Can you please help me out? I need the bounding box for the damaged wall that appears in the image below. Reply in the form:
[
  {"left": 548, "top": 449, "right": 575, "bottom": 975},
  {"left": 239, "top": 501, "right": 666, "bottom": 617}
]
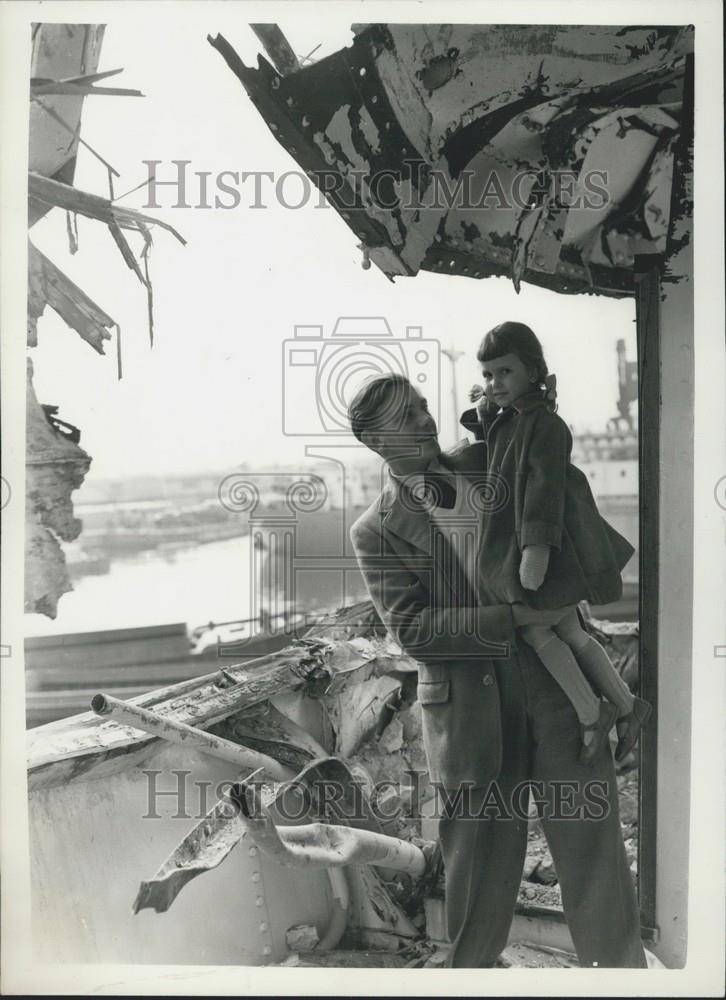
[
  {"left": 25, "top": 359, "right": 91, "bottom": 617},
  {"left": 26, "top": 24, "right": 183, "bottom": 617}
]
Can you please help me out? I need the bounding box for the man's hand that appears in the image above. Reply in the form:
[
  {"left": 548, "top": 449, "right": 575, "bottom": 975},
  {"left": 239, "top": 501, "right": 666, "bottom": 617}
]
[
  {"left": 519, "top": 544, "right": 550, "bottom": 590},
  {"left": 511, "top": 603, "right": 567, "bottom": 627}
]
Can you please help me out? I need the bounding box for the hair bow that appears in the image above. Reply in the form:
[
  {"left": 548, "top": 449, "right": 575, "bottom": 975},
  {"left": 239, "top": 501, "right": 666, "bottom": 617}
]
[{"left": 544, "top": 373, "right": 558, "bottom": 408}]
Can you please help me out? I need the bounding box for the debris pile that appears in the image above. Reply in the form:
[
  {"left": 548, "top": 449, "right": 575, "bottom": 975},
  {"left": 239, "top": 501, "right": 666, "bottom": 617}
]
[{"left": 64, "top": 599, "right": 644, "bottom": 955}]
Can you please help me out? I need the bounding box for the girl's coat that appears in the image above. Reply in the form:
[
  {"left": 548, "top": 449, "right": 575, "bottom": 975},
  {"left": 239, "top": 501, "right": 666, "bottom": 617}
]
[{"left": 461, "top": 391, "right": 634, "bottom": 610}]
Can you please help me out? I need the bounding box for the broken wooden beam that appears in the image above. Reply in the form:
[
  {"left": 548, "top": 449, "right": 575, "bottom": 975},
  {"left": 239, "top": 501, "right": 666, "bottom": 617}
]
[
  {"left": 28, "top": 172, "right": 186, "bottom": 245},
  {"left": 250, "top": 24, "right": 301, "bottom": 76}
]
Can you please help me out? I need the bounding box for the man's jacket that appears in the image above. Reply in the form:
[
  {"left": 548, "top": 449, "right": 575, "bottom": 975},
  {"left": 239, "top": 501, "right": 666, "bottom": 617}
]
[{"left": 350, "top": 441, "right": 518, "bottom": 790}]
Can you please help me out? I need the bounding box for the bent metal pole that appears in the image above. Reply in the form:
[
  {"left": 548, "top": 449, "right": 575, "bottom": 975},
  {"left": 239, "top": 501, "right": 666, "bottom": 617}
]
[
  {"left": 230, "top": 781, "right": 429, "bottom": 878},
  {"left": 91, "top": 693, "right": 291, "bottom": 781}
]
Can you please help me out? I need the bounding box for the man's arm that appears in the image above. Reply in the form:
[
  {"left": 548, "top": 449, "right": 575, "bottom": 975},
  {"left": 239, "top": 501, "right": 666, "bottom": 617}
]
[{"left": 351, "top": 518, "right": 515, "bottom": 661}]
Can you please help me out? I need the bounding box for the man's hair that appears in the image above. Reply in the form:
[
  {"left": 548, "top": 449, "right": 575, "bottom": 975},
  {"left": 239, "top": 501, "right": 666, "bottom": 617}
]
[{"left": 348, "top": 372, "right": 413, "bottom": 443}]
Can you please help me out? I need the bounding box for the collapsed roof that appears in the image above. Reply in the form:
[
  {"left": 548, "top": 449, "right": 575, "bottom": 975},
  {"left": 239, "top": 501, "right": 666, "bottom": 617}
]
[{"left": 211, "top": 24, "right": 693, "bottom": 297}]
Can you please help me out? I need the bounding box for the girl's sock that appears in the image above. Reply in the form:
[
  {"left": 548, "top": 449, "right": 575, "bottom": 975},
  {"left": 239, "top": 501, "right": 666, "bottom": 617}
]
[
  {"left": 554, "top": 610, "right": 635, "bottom": 718},
  {"left": 519, "top": 625, "right": 600, "bottom": 728}
]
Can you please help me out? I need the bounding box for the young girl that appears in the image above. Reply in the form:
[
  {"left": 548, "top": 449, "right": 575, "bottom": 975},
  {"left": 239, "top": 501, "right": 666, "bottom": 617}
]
[{"left": 460, "top": 321, "right": 651, "bottom": 765}]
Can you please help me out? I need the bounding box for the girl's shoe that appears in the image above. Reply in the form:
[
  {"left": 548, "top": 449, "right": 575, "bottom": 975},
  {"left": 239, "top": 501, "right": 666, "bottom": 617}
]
[
  {"left": 579, "top": 701, "right": 619, "bottom": 766},
  {"left": 615, "top": 697, "right": 653, "bottom": 763}
]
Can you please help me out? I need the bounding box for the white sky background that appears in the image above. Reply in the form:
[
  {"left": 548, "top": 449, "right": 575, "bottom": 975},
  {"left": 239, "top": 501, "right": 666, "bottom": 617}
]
[{"left": 29, "top": 16, "right": 636, "bottom": 483}]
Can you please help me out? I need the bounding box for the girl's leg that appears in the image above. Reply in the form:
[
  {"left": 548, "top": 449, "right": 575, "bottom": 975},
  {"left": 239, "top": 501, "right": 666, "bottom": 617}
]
[
  {"left": 519, "top": 625, "right": 600, "bottom": 728},
  {"left": 553, "top": 608, "right": 635, "bottom": 718}
]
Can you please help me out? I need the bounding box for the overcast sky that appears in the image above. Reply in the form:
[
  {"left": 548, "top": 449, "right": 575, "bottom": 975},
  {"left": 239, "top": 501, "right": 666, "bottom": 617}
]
[{"left": 29, "top": 14, "right": 636, "bottom": 486}]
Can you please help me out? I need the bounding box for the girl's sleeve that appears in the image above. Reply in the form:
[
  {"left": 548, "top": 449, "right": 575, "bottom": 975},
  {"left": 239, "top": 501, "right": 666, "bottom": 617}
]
[
  {"left": 521, "top": 412, "right": 571, "bottom": 550},
  {"left": 460, "top": 405, "right": 498, "bottom": 443},
  {"left": 460, "top": 406, "right": 485, "bottom": 440}
]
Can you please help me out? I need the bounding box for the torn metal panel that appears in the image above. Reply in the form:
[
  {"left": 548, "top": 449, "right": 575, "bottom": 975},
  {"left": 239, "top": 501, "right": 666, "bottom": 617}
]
[
  {"left": 328, "top": 673, "right": 402, "bottom": 757},
  {"left": 209, "top": 700, "right": 327, "bottom": 772},
  {"left": 212, "top": 23, "right": 692, "bottom": 298}
]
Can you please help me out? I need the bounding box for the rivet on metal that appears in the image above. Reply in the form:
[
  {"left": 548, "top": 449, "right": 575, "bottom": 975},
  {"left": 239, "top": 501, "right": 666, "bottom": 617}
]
[
  {"left": 262, "top": 945, "right": 272, "bottom": 956},
  {"left": 249, "top": 846, "right": 258, "bottom": 856},
  {"left": 255, "top": 896, "right": 265, "bottom": 907},
  {"left": 259, "top": 921, "right": 269, "bottom": 932},
  {"left": 272, "top": 77, "right": 280, "bottom": 89},
  {"left": 251, "top": 871, "right": 261, "bottom": 883}
]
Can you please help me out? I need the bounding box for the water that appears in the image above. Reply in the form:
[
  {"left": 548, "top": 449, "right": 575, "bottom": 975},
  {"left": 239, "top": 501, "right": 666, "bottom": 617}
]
[{"left": 24, "top": 536, "right": 254, "bottom": 638}]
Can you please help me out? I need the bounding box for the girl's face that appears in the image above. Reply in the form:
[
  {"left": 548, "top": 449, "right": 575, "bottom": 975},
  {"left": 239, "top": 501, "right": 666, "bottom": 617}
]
[{"left": 480, "top": 352, "right": 535, "bottom": 408}]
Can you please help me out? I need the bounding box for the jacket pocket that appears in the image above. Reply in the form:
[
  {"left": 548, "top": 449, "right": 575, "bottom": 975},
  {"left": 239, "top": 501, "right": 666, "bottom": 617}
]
[{"left": 417, "top": 680, "right": 451, "bottom": 705}]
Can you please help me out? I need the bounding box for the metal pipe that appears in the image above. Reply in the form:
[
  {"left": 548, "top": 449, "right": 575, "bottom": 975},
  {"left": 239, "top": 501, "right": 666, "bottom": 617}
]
[
  {"left": 91, "top": 693, "right": 291, "bottom": 780},
  {"left": 230, "top": 782, "right": 428, "bottom": 877}
]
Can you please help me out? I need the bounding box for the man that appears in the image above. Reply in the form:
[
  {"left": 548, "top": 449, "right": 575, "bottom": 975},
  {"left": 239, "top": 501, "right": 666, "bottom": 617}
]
[{"left": 348, "top": 373, "right": 646, "bottom": 969}]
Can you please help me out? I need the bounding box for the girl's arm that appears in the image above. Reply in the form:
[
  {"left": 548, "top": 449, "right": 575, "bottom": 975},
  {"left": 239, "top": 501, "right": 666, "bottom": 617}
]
[
  {"left": 519, "top": 411, "right": 571, "bottom": 591},
  {"left": 521, "top": 410, "right": 571, "bottom": 550}
]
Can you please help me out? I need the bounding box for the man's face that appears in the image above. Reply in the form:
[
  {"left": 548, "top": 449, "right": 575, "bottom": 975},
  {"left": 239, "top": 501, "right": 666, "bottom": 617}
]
[
  {"left": 365, "top": 383, "right": 440, "bottom": 474},
  {"left": 480, "top": 352, "right": 533, "bottom": 408}
]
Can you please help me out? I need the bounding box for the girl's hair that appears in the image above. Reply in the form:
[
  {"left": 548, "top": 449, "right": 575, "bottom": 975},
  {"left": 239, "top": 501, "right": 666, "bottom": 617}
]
[{"left": 476, "top": 321, "right": 548, "bottom": 386}]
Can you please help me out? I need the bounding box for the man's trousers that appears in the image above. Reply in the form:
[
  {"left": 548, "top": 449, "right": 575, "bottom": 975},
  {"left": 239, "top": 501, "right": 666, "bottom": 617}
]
[{"left": 438, "top": 644, "right": 647, "bottom": 968}]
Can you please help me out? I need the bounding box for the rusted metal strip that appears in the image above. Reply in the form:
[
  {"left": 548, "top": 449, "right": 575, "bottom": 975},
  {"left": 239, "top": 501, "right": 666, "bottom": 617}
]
[{"left": 133, "top": 784, "right": 249, "bottom": 913}]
